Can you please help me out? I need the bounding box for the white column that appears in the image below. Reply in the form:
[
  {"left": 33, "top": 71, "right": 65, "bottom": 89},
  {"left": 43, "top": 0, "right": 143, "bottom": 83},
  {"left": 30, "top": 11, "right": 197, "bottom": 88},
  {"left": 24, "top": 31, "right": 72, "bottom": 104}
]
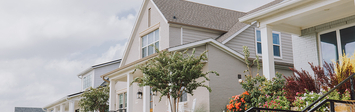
[
  {"left": 60, "top": 103, "right": 65, "bottom": 112},
  {"left": 53, "top": 107, "right": 58, "bottom": 112},
  {"left": 69, "top": 100, "right": 75, "bottom": 112},
  {"left": 127, "top": 73, "right": 134, "bottom": 112},
  {"left": 143, "top": 86, "right": 150, "bottom": 112},
  {"left": 109, "top": 79, "right": 117, "bottom": 111},
  {"left": 260, "top": 24, "right": 275, "bottom": 80},
  {"left": 47, "top": 108, "right": 51, "bottom": 112}
]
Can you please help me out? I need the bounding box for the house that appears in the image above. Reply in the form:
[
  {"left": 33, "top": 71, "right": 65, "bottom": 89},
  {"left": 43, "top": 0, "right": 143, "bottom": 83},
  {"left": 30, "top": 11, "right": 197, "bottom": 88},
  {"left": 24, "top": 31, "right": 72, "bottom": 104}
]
[
  {"left": 239, "top": 0, "right": 355, "bottom": 77},
  {"left": 14, "top": 107, "right": 45, "bottom": 112},
  {"left": 101, "top": 0, "right": 294, "bottom": 112},
  {"left": 43, "top": 59, "right": 121, "bottom": 112}
]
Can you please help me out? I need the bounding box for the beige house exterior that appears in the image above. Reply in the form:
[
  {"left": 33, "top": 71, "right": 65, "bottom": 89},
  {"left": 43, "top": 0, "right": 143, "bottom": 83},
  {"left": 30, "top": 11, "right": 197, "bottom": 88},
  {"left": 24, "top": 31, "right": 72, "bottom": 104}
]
[{"left": 102, "top": 0, "right": 295, "bottom": 112}]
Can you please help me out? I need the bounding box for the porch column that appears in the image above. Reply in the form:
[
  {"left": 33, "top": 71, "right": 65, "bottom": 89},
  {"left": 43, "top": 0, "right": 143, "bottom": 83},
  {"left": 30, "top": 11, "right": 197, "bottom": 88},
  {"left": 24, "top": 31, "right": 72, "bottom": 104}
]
[
  {"left": 260, "top": 24, "right": 275, "bottom": 79},
  {"left": 109, "top": 79, "right": 117, "bottom": 111},
  {"left": 143, "top": 86, "right": 150, "bottom": 112},
  {"left": 53, "top": 107, "right": 58, "bottom": 112},
  {"left": 127, "top": 73, "right": 134, "bottom": 112},
  {"left": 60, "top": 103, "right": 64, "bottom": 112},
  {"left": 69, "top": 100, "right": 75, "bottom": 112}
]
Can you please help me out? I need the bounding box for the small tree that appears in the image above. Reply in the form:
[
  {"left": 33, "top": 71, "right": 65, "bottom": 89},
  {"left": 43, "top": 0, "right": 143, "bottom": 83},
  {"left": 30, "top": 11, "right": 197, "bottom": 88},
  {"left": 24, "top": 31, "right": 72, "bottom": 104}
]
[
  {"left": 131, "top": 48, "right": 219, "bottom": 112},
  {"left": 79, "top": 86, "right": 109, "bottom": 112}
]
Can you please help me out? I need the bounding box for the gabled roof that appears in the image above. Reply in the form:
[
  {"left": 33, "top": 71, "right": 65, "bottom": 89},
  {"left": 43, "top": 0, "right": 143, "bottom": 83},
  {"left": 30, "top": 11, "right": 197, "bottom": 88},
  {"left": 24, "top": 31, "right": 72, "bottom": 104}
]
[
  {"left": 152, "top": 0, "right": 246, "bottom": 32},
  {"left": 15, "top": 107, "right": 45, "bottom": 112},
  {"left": 77, "top": 59, "right": 121, "bottom": 77}
]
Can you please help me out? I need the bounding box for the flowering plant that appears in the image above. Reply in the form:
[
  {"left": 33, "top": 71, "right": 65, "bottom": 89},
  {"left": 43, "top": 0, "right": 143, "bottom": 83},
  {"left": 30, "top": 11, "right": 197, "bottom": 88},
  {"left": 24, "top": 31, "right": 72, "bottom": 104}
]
[
  {"left": 259, "top": 90, "right": 290, "bottom": 110},
  {"left": 292, "top": 88, "right": 351, "bottom": 111},
  {"left": 226, "top": 91, "right": 250, "bottom": 112}
]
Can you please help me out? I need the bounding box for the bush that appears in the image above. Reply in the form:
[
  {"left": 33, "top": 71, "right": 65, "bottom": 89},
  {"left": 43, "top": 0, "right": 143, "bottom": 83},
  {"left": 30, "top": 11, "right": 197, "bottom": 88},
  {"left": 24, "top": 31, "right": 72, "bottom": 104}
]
[
  {"left": 292, "top": 89, "right": 351, "bottom": 111},
  {"left": 225, "top": 46, "right": 290, "bottom": 112}
]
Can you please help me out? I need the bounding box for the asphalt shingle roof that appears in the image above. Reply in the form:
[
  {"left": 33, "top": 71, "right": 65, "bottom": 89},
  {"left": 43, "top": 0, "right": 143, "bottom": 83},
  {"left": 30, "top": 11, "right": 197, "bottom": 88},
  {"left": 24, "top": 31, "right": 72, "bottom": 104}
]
[
  {"left": 152, "top": 0, "right": 246, "bottom": 32},
  {"left": 15, "top": 107, "right": 45, "bottom": 112}
]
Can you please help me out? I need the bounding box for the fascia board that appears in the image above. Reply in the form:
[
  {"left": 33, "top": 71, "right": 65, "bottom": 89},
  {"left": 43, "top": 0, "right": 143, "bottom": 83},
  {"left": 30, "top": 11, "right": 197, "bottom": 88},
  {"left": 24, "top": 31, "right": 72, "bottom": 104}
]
[
  {"left": 121, "top": 0, "right": 168, "bottom": 65},
  {"left": 43, "top": 97, "right": 67, "bottom": 109},
  {"left": 77, "top": 67, "right": 94, "bottom": 77},
  {"left": 121, "top": 0, "right": 148, "bottom": 65},
  {"left": 168, "top": 39, "right": 245, "bottom": 60},
  {"left": 150, "top": 0, "right": 168, "bottom": 23},
  {"left": 222, "top": 22, "right": 256, "bottom": 44},
  {"left": 239, "top": 0, "right": 303, "bottom": 24}
]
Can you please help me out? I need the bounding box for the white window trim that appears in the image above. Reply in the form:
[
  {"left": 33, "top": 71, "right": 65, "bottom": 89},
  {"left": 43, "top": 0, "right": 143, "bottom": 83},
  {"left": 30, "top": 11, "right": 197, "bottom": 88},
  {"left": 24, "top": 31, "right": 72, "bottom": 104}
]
[
  {"left": 117, "top": 92, "right": 127, "bottom": 109},
  {"left": 141, "top": 28, "right": 160, "bottom": 58},
  {"left": 317, "top": 22, "right": 355, "bottom": 65},
  {"left": 254, "top": 28, "right": 282, "bottom": 59}
]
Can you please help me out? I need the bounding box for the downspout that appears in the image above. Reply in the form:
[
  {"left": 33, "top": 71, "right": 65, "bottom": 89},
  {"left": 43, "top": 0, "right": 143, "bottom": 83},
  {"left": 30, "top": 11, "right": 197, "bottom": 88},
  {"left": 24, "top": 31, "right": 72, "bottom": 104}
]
[
  {"left": 42, "top": 108, "right": 47, "bottom": 112},
  {"left": 102, "top": 76, "right": 110, "bottom": 83}
]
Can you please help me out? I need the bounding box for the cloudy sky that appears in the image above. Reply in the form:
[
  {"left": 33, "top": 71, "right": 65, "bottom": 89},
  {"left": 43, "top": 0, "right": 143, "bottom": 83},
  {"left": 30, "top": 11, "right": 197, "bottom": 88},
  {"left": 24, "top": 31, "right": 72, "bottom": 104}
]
[{"left": 0, "top": 0, "right": 273, "bottom": 111}]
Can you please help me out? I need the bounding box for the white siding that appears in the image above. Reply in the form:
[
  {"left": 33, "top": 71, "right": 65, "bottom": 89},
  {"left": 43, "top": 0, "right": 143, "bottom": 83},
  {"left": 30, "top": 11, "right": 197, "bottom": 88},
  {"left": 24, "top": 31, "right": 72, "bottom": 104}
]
[{"left": 93, "top": 62, "right": 120, "bottom": 88}]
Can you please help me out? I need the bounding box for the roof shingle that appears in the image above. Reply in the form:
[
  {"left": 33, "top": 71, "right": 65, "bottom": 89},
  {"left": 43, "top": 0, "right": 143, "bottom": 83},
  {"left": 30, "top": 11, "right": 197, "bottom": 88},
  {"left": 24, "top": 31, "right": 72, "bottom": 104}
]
[
  {"left": 152, "top": 0, "right": 246, "bottom": 32},
  {"left": 15, "top": 107, "right": 45, "bottom": 112}
]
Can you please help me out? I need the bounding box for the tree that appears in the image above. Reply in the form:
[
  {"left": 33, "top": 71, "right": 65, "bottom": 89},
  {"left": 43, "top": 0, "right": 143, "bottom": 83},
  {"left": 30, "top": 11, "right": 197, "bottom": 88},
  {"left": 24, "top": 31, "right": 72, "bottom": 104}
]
[
  {"left": 79, "top": 86, "right": 109, "bottom": 112},
  {"left": 131, "top": 49, "right": 219, "bottom": 112}
]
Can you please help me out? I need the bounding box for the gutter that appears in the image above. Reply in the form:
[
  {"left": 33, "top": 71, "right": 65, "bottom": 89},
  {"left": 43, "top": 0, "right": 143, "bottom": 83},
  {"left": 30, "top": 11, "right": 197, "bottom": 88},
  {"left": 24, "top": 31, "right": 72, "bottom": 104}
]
[{"left": 239, "top": 0, "right": 303, "bottom": 24}]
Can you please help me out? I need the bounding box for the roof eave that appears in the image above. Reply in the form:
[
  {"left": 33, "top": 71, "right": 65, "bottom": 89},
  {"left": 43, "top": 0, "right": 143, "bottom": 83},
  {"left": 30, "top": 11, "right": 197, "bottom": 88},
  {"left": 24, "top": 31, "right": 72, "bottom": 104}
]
[{"left": 239, "top": 0, "right": 303, "bottom": 24}]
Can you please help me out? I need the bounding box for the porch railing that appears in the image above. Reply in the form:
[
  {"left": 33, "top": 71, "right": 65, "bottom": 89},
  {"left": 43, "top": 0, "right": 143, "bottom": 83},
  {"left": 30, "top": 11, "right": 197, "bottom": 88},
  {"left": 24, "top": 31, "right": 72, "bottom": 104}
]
[{"left": 245, "top": 73, "right": 355, "bottom": 112}]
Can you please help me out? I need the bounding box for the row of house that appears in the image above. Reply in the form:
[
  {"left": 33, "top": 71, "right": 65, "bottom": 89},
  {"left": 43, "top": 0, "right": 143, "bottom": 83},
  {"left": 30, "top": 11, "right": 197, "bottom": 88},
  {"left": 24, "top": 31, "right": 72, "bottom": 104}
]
[{"left": 43, "top": 0, "right": 355, "bottom": 112}]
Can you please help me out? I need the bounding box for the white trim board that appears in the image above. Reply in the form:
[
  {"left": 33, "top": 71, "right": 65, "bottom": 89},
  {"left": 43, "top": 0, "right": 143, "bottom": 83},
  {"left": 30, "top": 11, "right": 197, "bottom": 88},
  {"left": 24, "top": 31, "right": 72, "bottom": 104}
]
[
  {"left": 222, "top": 22, "right": 256, "bottom": 44},
  {"left": 168, "top": 39, "right": 245, "bottom": 61},
  {"left": 121, "top": 0, "right": 168, "bottom": 65}
]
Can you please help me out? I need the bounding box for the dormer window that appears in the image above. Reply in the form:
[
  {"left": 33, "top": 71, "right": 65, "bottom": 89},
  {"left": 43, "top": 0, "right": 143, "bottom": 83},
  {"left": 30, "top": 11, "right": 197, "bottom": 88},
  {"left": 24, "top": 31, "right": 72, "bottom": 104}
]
[
  {"left": 142, "top": 29, "right": 159, "bottom": 58},
  {"left": 83, "top": 74, "right": 92, "bottom": 90}
]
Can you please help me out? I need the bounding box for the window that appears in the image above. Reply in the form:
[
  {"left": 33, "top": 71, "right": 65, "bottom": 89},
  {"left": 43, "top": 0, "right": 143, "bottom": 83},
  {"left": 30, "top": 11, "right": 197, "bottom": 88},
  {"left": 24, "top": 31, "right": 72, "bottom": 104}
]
[
  {"left": 256, "top": 29, "right": 281, "bottom": 57},
  {"left": 83, "top": 74, "right": 92, "bottom": 89},
  {"left": 180, "top": 87, "right": 187, "bottom": 102},
  {"left": 119, "top": 92, "right": 127, "bottom": 109},
  {"left": 142, "top": 29, "right": 159, "bottom": 58},
  {"left": 319, "top": 25, "right": 355, "bottom": 64}
]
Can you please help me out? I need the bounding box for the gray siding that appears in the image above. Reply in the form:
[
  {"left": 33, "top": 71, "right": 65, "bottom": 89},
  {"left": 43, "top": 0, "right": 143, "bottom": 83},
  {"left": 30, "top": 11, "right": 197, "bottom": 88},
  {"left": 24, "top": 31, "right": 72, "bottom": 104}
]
[
  {"left": 169, "top": 26, "right": 182, "bottom": 47},
  {"left": 225, "top": 24, "right": 257, "bottom": 57},
  {"left": 225, "top": 24, "right": 293, "bottom": 64},
  {"left": 278, "top": 32, "right": 293, "bottom": 64},
  {"left": 207, "top": 44, "right": 293, "bottom": 112},
  {"left": 182, "top": 28, "right": 221, "bottom": 44}
]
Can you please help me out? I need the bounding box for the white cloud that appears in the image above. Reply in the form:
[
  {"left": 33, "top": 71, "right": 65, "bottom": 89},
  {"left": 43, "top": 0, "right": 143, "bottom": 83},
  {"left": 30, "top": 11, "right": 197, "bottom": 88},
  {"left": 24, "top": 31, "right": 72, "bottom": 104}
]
[
  {"left": 0, "top": 0, "right": 275, "bottom": 111},
  {"left": 0, "top": 0, "right": 140, "bottom": 111}
]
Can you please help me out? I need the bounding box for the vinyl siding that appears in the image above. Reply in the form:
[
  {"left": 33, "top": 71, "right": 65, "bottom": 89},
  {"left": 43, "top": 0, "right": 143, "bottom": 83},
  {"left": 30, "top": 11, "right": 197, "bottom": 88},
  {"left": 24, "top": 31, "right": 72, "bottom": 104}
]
[
  {"left": 225, "top": 24, "right": 293, "bottom": 64},
  {"left": 169, "top": 26, "right": 181, "bottom": 47},
  {"left": 93, "top": 62, "right": 120, "bottom": 88},
  {"left": 207, "top": 44, "right": 293, "bottom": 112},
  {"left": 225, "top": 24, "right": 257, "bottom": 57},
  {"left": 182, "top": 28, "right": 221, "bottom": 44}
]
